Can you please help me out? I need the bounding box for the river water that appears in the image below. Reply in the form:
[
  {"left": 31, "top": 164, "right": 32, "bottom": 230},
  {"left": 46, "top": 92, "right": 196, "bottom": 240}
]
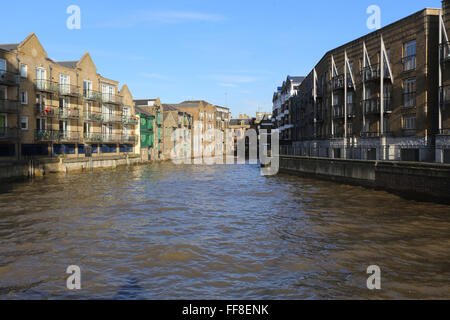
[{"left": 0, "top": 162, "right": 449, "bottom": 299}]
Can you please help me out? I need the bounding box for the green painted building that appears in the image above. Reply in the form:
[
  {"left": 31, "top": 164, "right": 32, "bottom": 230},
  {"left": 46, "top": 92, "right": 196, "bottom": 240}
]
[{"left": 136, "top": 107, "right": 155, "bottom": 150}]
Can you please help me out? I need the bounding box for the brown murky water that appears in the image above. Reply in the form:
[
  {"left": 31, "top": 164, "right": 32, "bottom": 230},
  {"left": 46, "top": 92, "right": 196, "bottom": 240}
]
[{"left": 0, "top": 162, "right": 449, "bottom": 299}]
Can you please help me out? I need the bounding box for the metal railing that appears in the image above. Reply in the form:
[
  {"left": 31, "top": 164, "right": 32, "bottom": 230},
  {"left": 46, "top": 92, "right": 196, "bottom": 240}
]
[
  {"left": 35, "top": 130, "right": 81, "bottom": 142},
  {"left": 84, "top": 112, "right": 103, "bottom": 122},
  {"left": 101, "top": 93, "right": 123, "bottom": 105},
  {"left": 102, "top": 114, "right": 123, "bottom": 123},
  {"left": 332, "top": 75, "right": 345, "bottom": 91},
  {"left": 362, "top": 98, "right": 392, "bottom": 114},
  {"left": 36, "top": 105, "right": 58, "bottom": 117},
  {"left": 59, "top": 83, "right": 80, "bottom": 97},
  {"left": 122, "top": 116, "right": 138, "bottom": 125},
  {"left": 402, "top": 55, "right": 416, "bottom": 72},
  {"left": 58, "top": 108, "right": 80, "bottom": 119},
  {"left": 84, "top": 133, "right": 103, "bottom": 143},
  {"left": 361, "top": 131, "right": 380, "bottom": 138},
  {"left": 0, "top": 70, "right": 20, "bottom": 86},
  {"left": 35, "top": 80, "right": 60, "bottom": 93},
  {"left": 0, "top": 127, "right": 21, "bottom": 140},
  {"left": 332, "top": 105, "right": 344, "bottom": 119},
  {"left": 83, "top": 90, "right": 101, "bottom": 101},
  {"left": 361, "top": 64, "right": 391, "bottom": 82},
  {"left": 403, "top": 92, "right": 416, "bottom": 108},
  {"left": 0, "top": 99, "right": 19, "bottom": 113}
]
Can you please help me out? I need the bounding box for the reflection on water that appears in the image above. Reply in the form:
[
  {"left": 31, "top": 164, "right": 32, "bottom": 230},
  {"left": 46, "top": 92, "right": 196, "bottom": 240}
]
[{"left": 0, "top": 162, "right": 449, "bottom": 299}]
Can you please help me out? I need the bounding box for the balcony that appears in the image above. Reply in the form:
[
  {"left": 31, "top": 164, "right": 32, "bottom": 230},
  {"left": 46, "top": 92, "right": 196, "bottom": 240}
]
[
  {"left": 362, "top": 98, "right": 393, "bottom": 115},
  {"left": 84, "top": 132, "right": 103, "bottom": 143},
  {"left": 101, "top": 93, "right": 123, "bottom": 105},
  {"left": 402, "top": 55, "right": 416, "bottom": 72},
  {"left": 440, "top": 41, "right": 450, "bottom": 63},
  {"left": 59, "top": 83, "right": 80, "bottom": 97},
  {"left": 332, "top": 74, "right": 353, "bottom": 91},
  {"left": 331, "top": 132, "right": 344, "bottom": 139},
  {"left": 361, "top": 64, "right": 391, "bottom": 82},
  {"left": 102, "top": 114, "right": 123, "bottom": 123},
  {"left": 36, "top": 105, "right": 58, "bottom": 118},
  {"left": 0, "top": 127, "right": 20, "bottom": 140},
  {"left": 35, "top": 130, "right": 81, "bottom": 142},
  {"left": 84, "top": 112, "right": 103, "bottom": 122},
  {"left": 0, "top": 100, "right": 19, "bottom": 113},
  {"left": 403, "top": 93, "right": 416, "bottom": 109},
  {"left": 58, "top": 108, "right": 80, "bottom": 120},
  {"left": 122, "top": 116, "right": 138, "bottom": 126},
  {"left": 35, "top": 80, "right": 59, "bottom": 94},
  {"left": 0, "top": 71, "right": 20, "bottom": 86},
  {"left": 83, "top": 90, "right": 101, "bottom": 101},
  {"left": 121, "top": 135, "right": 137, "bottom": 143},
  {"left": 332, "top": 105, "right": 344, "bottom": 119}
]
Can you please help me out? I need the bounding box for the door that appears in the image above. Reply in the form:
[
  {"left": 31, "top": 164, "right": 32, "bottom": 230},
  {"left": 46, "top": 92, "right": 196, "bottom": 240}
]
[
  {"left": 83, "top": 80, "right": 92, "bottom": 98},
  {"left": 60, "top": 74, "right": 70, "bottom": 95},
  {"left": 36, "top": 68, "right": 47, "bottom": 90},
  {"left": 102, "top": 104, "right": 113, "bottom": 122},
  {"left": 59, "top": 120, "right": 69, "bottom": 139}
]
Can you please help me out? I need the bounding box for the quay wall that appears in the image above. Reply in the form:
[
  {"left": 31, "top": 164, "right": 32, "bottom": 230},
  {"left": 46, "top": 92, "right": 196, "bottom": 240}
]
[
  {"left": 280, "top": 156, "right": 450, "bottom": 204},
  {"left": 0, "top": 155, "right": 143, "bottom": 180}
]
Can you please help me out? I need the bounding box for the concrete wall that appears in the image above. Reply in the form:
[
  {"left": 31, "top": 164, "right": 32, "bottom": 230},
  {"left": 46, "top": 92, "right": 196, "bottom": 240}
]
[
  {"left": 0, "top": 154, "right": 142, "bottom": 180},
  {"left": 280, "top": 155, "right": 450, "bottom": 204}
]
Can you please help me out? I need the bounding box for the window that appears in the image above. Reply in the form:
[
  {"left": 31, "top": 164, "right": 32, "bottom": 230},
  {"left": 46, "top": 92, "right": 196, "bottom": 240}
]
[
  {"left": 403, "top": 78, "right": 416, "bottom": 108},
  {"left": 0, "top": 59, "right": 6, "bottom": 73},
  {"left": 20, "top": 64, "right": 27, "bottom": 78},
  {"left": 0, "top": 87, "right": 6, "bottom": 100},
  {"left": 20, "top": 117, "right": 28, "bottom": 130},
  {"left": 403, "top": 115, "right": 416, "bottom": 130},
  {"left": 83, "top": 80, "right": 92, "bottom": 97},
  {"left": 403, "top": 40, "right": 416, "bottom": 71},
  {"left": 60, "top": 74, "right": 70, "bottom": 94},
  {"left": 21, "top": 91, "right": 28, "bottom": 105},
  {"left": 36, "top": 118, "right": 46, "bottom": 131},
  {"left": 383, "top": 118, "right": 390, "bottom": 134}
]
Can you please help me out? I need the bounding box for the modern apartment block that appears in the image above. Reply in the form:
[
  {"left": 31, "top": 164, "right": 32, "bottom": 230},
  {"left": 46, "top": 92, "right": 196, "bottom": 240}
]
[
  {"left": 0, "top": 33, "right": 137, "bottom": 160},
  {"left": 275, "top": 7, "right": 450, "bottom": 163},
  {"left": 272, "top": 76, "right": 304, "bottom": 143},
  {"left": 439, "top": 0, "right": 450, "bottom": 163}
]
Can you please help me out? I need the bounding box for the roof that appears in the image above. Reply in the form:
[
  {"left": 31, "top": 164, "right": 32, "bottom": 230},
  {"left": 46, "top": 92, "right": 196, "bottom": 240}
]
[
  {"left": 56, "top": 61, "right": 79, "bottom": 69},
  {"left": 135, "top": 106, "right": 153, "bottom": 116},
  {"left": 288, "top": 76, "right": 305, "bottom": 83},
  {"left": 0, "top": 43, "right": 19, "bottom": 51},
  {"left": 162, "top": 104, "right": 180, "bottom": 112}
]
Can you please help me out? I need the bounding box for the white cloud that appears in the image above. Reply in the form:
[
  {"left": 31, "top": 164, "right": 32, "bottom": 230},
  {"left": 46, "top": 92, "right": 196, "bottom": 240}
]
[{"left": 218, "top": 83, "right": 237, "bottom": 88}]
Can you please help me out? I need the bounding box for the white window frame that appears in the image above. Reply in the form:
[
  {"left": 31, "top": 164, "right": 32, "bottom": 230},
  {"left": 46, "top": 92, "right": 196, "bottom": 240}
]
[
  {"left": 20, "top": 116, "right": 29, "bottom": 131},
  {"left": 20, "top": 64, "right": 28, "bottom": 78},
  {"left": 37, "top": 118, "right": 47, "bottom": 131},
  {"left": 403, "top": 115, "right": 416, "bottom": 130},
  {"left": 0, "top": 59, "right": 6, "bottom": 73}
]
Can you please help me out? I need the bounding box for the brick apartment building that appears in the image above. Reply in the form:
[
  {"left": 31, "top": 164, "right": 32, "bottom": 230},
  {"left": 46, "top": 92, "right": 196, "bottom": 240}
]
[
  {"left": 0, "top": 33, "right": 138, "bottom": 160},
  {"left": 274, "top": 4, "right": 450, "bottom": 163}
]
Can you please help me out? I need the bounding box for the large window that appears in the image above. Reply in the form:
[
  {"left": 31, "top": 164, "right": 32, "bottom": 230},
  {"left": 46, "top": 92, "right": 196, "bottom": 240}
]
[
  {"left": 20, "top": 64, "right": 27, "bottom": 78},
  {"left": 0, "top": 59, "right": 6, "bottom": 73},
  {"left": 403, "top": 78, "right": 416, "bottom": 108},
  {"left": 403, "top": 40, "right": 416, "bottom": 72}
]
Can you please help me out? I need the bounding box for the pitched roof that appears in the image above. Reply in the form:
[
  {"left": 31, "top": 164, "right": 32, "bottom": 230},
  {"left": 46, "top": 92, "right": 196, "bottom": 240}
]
[
  {"left": 0, "top": 43, "right": 19, "bottom": 51},
  {"left": 288, "top": 76, "right": 305, "bottom": 83},
  {"left": 162, "top": 104, "right": 180, "bottom": 112},
  {"left": 56, "top": 61, "right": 79, "bottom": 69},
  {"left": 135, "top": 106, "right": 153, "bottom": 116}
]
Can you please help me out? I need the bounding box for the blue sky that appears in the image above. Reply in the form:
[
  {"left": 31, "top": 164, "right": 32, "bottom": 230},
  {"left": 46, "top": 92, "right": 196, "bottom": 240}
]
[{"left": 0, "top": 0, "right": 442, "bottom": 116}]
